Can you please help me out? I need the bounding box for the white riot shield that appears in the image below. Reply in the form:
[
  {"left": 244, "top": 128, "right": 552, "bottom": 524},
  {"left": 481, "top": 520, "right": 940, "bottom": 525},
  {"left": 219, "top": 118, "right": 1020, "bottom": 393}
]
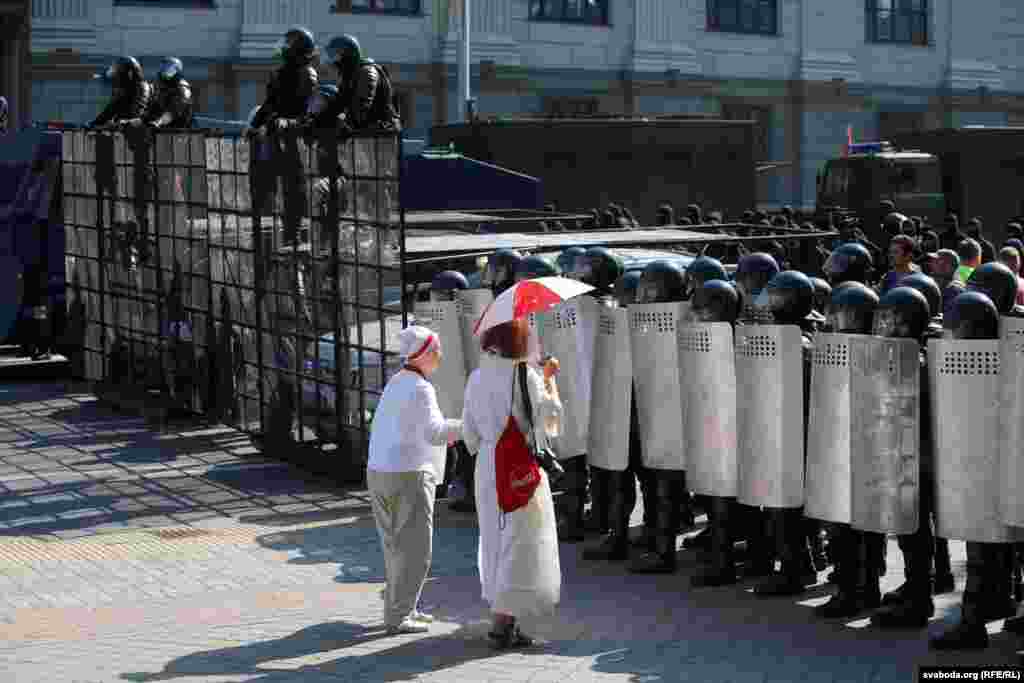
[
  {"left": 735, "top": 325, "right": 804, "bottom": 508},
  {"left": 929, "top": 339, "right": 1020, "bottom": 543},
  {"left": 679, "top": 322, "right": 737, "bottom": 497},
  {"left": 457, "top": 289, "right": 492, "bottom": 375},
  {"left": 414, "top": 301, "right": 467, "bottom": 418},
  {"left": 849, "top": 336, "right": 920, "bottom": 535},
  {"left": 630, "top": 302, "right": 686, "bottom": 470},
  {"left": 588, "top": 307, "right": 632, "bottom": 471},
  {"left": 804, "top": 333, "right": 854, "bottom": 524},
  {"left": 1000, "top": 317, "right": 1024, "bottom": 527},
  {"left": 538, "top": 296, "right": 598, "bottom": 459}
]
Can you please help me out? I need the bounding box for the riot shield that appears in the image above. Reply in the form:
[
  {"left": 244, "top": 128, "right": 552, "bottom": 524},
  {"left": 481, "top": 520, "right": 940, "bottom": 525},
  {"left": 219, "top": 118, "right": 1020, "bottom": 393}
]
[
  {"left": 457, "top": 289, "right": 492, "bottom": 374},
  {"left": 588, "top": 307, "right": 631, "bottom": 471},
  {"left": 849, "top": 336, "right": 920, "bottom": 535},
  {"left": 735, "top": 324, "right": 804, "bottom": 508},
  {"left": 679, "top": 322, "right": 737, "bottom": 497},
  {"left": 1000, "top": 317, "right": 1024, "bottom": 527},
  {"left": 804, "top": 333, "right": 854, "bottom": 524},
  {"left": 538, "top": 296, "right": 598, "bottom": 460},
  {"left": 414, "top": 300, "right": 467, "bottom": 418},
  {"left": 929, "top": 339, "right": 1020, "bottom": 543},
  {"left": 630, "top": 302, "right": 685, "bottom": 470}
]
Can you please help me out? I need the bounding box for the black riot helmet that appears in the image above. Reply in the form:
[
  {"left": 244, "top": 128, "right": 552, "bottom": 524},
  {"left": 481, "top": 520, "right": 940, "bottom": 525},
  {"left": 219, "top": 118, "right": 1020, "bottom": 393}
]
[
  {"left": 810, "top": 277, "right": 832, "bottom": 315},
  {"left": 556, "top": 247, "right": 586, "bottom": 275},
  {"left": 944, "top": 291, "right": 1000, "bottom": 340},
  {"left": 873, "top": 287, "right": 931, "bottom": 339},
  {"left": 734, "top": 252, "right": 780, "bottom": 301},
  {"left": 614, "top": 270, "right": 643, "bottom": 307},
  {"left": 823, "top": 242, "right": 874, "bottom": 286},
  {"left": 966, "top": 261, "right": 1018, "bottom": 314},
  {"left": 753, "top": 270, "right": 814, "bottom": 325},
  {"left": 690, "top": 279, "right": 740, "bottom": 324},
  {"left": 900, "top": 273, "right": 942, "bottom": 321},
  {"left": 326, "top": 34, "right": 362, "bottom": 73},
  {"left": 430, "top": 270, "right": 468, "bottom": 302},
  {"left": 515, "top": 255, "right": 560, "bottom": 282},
  {"left": 482, "top": 249, "right": 522, "bottom": 294},
  {"left": 276, "top": 27, "right": 316, "bottom": 65},
  {"left": 96, "top": 57, "right": 144, "bottom": 93},
  {"left": 636, "top": 260, "right": 687, "bottom": 304},
  {"left": 575, "top": 247, "right": 624, "bottom": 293},
  {"left": 682, "top": 256, "right": 728, "bottom": 299},
  {"left": 827, "top": 282, "right": 879, "bottom": 334},
  {"left": 157, "top": 57, "right": 184, "bottom": 83}
]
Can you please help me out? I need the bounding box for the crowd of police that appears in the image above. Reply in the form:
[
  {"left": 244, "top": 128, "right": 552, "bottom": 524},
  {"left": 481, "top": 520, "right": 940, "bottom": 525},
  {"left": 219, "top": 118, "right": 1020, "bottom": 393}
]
[{"left": 417, "top": 214, "right": 1024, "bottom": 657}]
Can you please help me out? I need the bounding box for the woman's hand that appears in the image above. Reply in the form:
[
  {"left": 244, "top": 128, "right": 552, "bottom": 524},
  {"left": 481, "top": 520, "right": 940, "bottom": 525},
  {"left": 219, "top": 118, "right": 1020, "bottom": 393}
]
[{"left": 542, "top": 357, "right": 559, "bottom": 379}]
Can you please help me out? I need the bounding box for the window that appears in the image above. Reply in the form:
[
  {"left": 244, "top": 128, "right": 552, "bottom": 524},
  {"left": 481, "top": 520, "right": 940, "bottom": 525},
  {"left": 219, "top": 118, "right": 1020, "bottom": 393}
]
[
  {"left": 866, "top": 0, "right": 928, "bottom": 46},
  {"left": 529, "top": 0, "right": 609, "bottom": 25},
  {"left": 707, "top": 0, "right": 777, "bottom": 36},
  {"left": 333, "top": 0, "right": 420, "bottom": 14}
]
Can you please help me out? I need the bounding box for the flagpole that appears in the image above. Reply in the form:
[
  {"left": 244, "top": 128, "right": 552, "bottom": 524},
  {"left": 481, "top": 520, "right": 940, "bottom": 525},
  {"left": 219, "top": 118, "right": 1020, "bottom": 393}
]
[{"left": 458, "top": 0, "right": 471, "bottom": 122}]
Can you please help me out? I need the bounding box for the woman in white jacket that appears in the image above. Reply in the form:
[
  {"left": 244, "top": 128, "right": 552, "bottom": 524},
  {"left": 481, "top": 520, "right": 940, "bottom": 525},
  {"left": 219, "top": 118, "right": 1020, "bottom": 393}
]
[
  {"left": 367, "top": 325, "right": 462, "bottom": 635},
  {"left": 462, "top": 318, "right": 563, "bottom": 649}
]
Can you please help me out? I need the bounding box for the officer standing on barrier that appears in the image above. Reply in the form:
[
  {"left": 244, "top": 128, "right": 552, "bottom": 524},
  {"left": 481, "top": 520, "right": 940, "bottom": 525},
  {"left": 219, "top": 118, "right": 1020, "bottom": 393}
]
[
  {"left": 747, "top": 271, "right": 817, "bottom": 595},
  {"left": 249, "top": 27, "right": 319, "bottom": 246},
  {"left": 90, "top": 57, "right": 153, "bottom": 128},
  {"left": 930, "top": 291, "right": 1019, "bottom": 650},
  {"left": 687, "top": 279, "right": 743, "bottom": 587},
  {"left": 322, "top": 35, "right": 402, "bottom": 133},
  {"left": 629, "top": 260, "right": 688, "bottom": 574},
  {"left": 555, "top": 247, "right": 619, "bottom": 543}
]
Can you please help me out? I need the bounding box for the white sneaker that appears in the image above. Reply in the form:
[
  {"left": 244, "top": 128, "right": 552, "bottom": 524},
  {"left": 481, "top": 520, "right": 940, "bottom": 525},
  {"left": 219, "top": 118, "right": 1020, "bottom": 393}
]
[
  {"left": 411, "top": 610, "right": 434, "bottom": 623},
  {"left": 387, "top": 618, "right": 429, "bottom": 634}
]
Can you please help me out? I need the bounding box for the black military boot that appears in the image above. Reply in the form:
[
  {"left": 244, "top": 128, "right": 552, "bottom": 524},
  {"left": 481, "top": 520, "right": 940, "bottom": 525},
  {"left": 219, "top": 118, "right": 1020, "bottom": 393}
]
[
  {"left": 742, "top": 506, "right": 774, "bottom": 578},
  {"left": 583, "top": 470, "right": 629, "bottom": 562},
  {"left": 557, "top": 456, "right": 587, "bottom": 543},
  {"left": 755, "top": 508, "right": 811, "bottom": 596},
  {"left": 816, "top": 525, "right": 856, "bottom": 617},
  {"left": 933, "top": 536, "right": 955, "bottom": 594},
  {"left": 630, "top": 473, "right": 679, "bottom": 574},
  {"left": 819, "top": 531, "right": 883, "bottom": 618},
  {"left": 930, "top": 599, "right": 988, "bottom": 650},
  {"left": 584, "top": 466, "right": 610, "bottom": 535},
  {"left": 981, "top": 544, "right": 1018, "bottom": 621},
  {"left": 630, "top": 466, "right": 657, "bottom": 551},
  {"left": 691, "top": 496, "right": 737, "bottom": 587}
]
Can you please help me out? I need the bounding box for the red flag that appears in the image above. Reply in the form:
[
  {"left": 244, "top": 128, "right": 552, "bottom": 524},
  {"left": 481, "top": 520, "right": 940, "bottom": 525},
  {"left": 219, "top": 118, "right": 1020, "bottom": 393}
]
[{"left": 844, "top": 125, "right": 854, "bottom": 156}]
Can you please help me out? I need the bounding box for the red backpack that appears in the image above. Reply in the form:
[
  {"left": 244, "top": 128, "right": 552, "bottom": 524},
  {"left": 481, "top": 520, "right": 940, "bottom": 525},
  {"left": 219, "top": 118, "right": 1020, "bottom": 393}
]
[{"left": 494, "top": 364, "right": 541, "bottom": 513}]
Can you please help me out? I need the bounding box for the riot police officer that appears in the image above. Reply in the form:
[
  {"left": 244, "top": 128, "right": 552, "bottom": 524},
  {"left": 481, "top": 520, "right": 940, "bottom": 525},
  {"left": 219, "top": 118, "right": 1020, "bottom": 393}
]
[
  {"left": 823, "top": 242, "right": 875, "bottom": 288},
  {"left": 563, "top": 247, "right": 622, "bottom": 542},
  {"left": 630, "top": 260, "right": 688, "bottom": 573},
  {"left": 557, "top": 247, "right": 586, "bottom": 276},
  {"left": 682, "top": 256, "right": 728, "bottom": 300},
  {"left": 482, "top": 249, "right": 523, "bottom": 297},
  {"left": 901, "top": 273, "right": 945, "bottom": 339},
  {"left": 734, "top": 252, "right": 780, "bottom": 322},
  {"left": 688, "top": 279, "right": 743, "bottom": 587},
  {"left": 966, "top": 262, "right": 1020, "bottom": 316},
  {"left": 90, "top": 57, "right": 152, "bottom": 128},
  {"left": 810, "top": 277, "right": 832, "bottom": 319},
  {"left": 323, "top": 35, "right": 402, "bottom": 133},
  {"left": 126, "top": 57, "right": 194, "bottom": 129},
  {"left": 748, "top": 270, "right": 817, "bottom": 595},
  {"left": 249, "top": 27, "right": 319, "bottom": 246},
  {"left": 930, "top": 292, "right": 1019, "bottom": 650}
]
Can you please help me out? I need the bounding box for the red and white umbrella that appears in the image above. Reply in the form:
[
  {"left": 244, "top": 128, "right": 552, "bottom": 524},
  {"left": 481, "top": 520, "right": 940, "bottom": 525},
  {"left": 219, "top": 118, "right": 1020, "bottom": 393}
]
[{"left": 473, "top": 276, "right": 595, "bottom": 336}]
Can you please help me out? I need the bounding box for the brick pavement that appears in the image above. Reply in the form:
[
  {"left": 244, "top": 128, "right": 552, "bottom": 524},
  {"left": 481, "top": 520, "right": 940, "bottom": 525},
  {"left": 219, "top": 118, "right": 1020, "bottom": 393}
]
[{"left": 0, "top": 382, "right": 1020, "bottom": 682}]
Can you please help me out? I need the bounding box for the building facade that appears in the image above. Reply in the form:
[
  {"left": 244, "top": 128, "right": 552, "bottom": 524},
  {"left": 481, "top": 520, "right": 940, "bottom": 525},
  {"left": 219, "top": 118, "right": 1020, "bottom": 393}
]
[{"left": 23, "top": 0, "right": 1024, "bottom": 210}]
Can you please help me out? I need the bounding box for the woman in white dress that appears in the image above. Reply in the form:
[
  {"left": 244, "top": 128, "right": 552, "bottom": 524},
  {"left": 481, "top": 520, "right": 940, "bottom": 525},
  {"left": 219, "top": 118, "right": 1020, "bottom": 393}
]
[{"left": 462, "top": 318, "right": 563, "bottom": 649}]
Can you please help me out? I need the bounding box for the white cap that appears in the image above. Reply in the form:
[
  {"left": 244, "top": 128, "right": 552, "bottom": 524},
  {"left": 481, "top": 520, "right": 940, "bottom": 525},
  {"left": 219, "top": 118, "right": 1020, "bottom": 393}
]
[{"left": 399, "top": 325, "right": 439, "bottom": 361}]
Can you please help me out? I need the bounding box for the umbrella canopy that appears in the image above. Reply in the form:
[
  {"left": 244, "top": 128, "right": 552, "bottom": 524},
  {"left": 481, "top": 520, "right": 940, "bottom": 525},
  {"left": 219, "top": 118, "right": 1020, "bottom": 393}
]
[{"left": 473, "top": 276, "right": 595, "bottom": 336}]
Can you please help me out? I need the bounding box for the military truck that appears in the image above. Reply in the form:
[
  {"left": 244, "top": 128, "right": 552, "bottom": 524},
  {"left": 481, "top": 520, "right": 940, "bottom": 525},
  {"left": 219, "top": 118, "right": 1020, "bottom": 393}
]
[{"left": 429, "top": 118, "right": 758, "bottom": 225}]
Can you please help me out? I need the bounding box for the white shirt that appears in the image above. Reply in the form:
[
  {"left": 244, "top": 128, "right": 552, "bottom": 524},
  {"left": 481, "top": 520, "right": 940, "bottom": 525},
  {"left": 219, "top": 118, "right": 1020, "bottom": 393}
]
[{"left": 367, "top": 369, "right": 462, "bottom": 480}]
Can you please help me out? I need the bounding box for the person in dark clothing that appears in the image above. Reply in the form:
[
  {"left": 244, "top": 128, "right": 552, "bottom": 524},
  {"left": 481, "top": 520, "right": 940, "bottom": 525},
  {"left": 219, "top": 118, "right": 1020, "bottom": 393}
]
[
  {"left": 127, "top": 57, "right": 193, "bottom": 130},
  {"left": 249, "top": 27, "right": 319, "bottom": 246},
  {"left": 322, "top": 34, "right": 401, "bottom": 133},
  {"left": 1007, "top": 222, "right": 1024, "bottom": 241},
  {"left": 965, "top": 217, "right": 997, "bottom": 264},
  {"left": 90, "top": 57, "right": 153, "bottom": 128},
  {"left": 879, "top": 235, "right": 921, "bottom": 295},
  {"left": 939, "top": 213, "right": 966, "bottom": 253},
  {"left": 686, "top": 204, "right": 703, "bottom": 225},
  {"left": 655, "top": 203, "right": 675, "bottom": 226}
]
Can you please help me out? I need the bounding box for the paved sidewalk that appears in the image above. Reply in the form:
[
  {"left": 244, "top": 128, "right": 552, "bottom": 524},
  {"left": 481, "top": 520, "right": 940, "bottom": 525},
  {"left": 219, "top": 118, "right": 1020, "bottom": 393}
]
[{"left": 0, "top": 382, "right": 1019, "bottom": 683}]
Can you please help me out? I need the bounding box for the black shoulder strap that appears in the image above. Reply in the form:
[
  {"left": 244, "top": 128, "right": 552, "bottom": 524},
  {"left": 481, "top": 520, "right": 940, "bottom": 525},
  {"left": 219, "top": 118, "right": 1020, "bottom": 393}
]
[{"left": 518, "top": 362, "right": 536, "bottom": 434}]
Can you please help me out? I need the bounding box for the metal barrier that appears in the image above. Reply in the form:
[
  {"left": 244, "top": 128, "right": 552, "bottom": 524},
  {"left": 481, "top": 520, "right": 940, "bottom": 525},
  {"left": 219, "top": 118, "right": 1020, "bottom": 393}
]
[{"left": 62, "top": 126, "right": 406, "bottom": 472}]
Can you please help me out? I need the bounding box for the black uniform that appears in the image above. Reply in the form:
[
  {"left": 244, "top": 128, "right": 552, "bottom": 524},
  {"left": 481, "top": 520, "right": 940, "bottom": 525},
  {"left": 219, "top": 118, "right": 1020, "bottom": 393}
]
[{"left": 323, "top": 35, "right": 402, "bottom": 133}]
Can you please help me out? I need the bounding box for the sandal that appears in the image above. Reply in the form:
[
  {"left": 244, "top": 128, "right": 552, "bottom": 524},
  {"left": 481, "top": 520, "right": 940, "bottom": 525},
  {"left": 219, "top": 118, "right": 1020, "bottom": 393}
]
[{"left": 487, "top": 622, "right": 534, "bottom": 650}]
